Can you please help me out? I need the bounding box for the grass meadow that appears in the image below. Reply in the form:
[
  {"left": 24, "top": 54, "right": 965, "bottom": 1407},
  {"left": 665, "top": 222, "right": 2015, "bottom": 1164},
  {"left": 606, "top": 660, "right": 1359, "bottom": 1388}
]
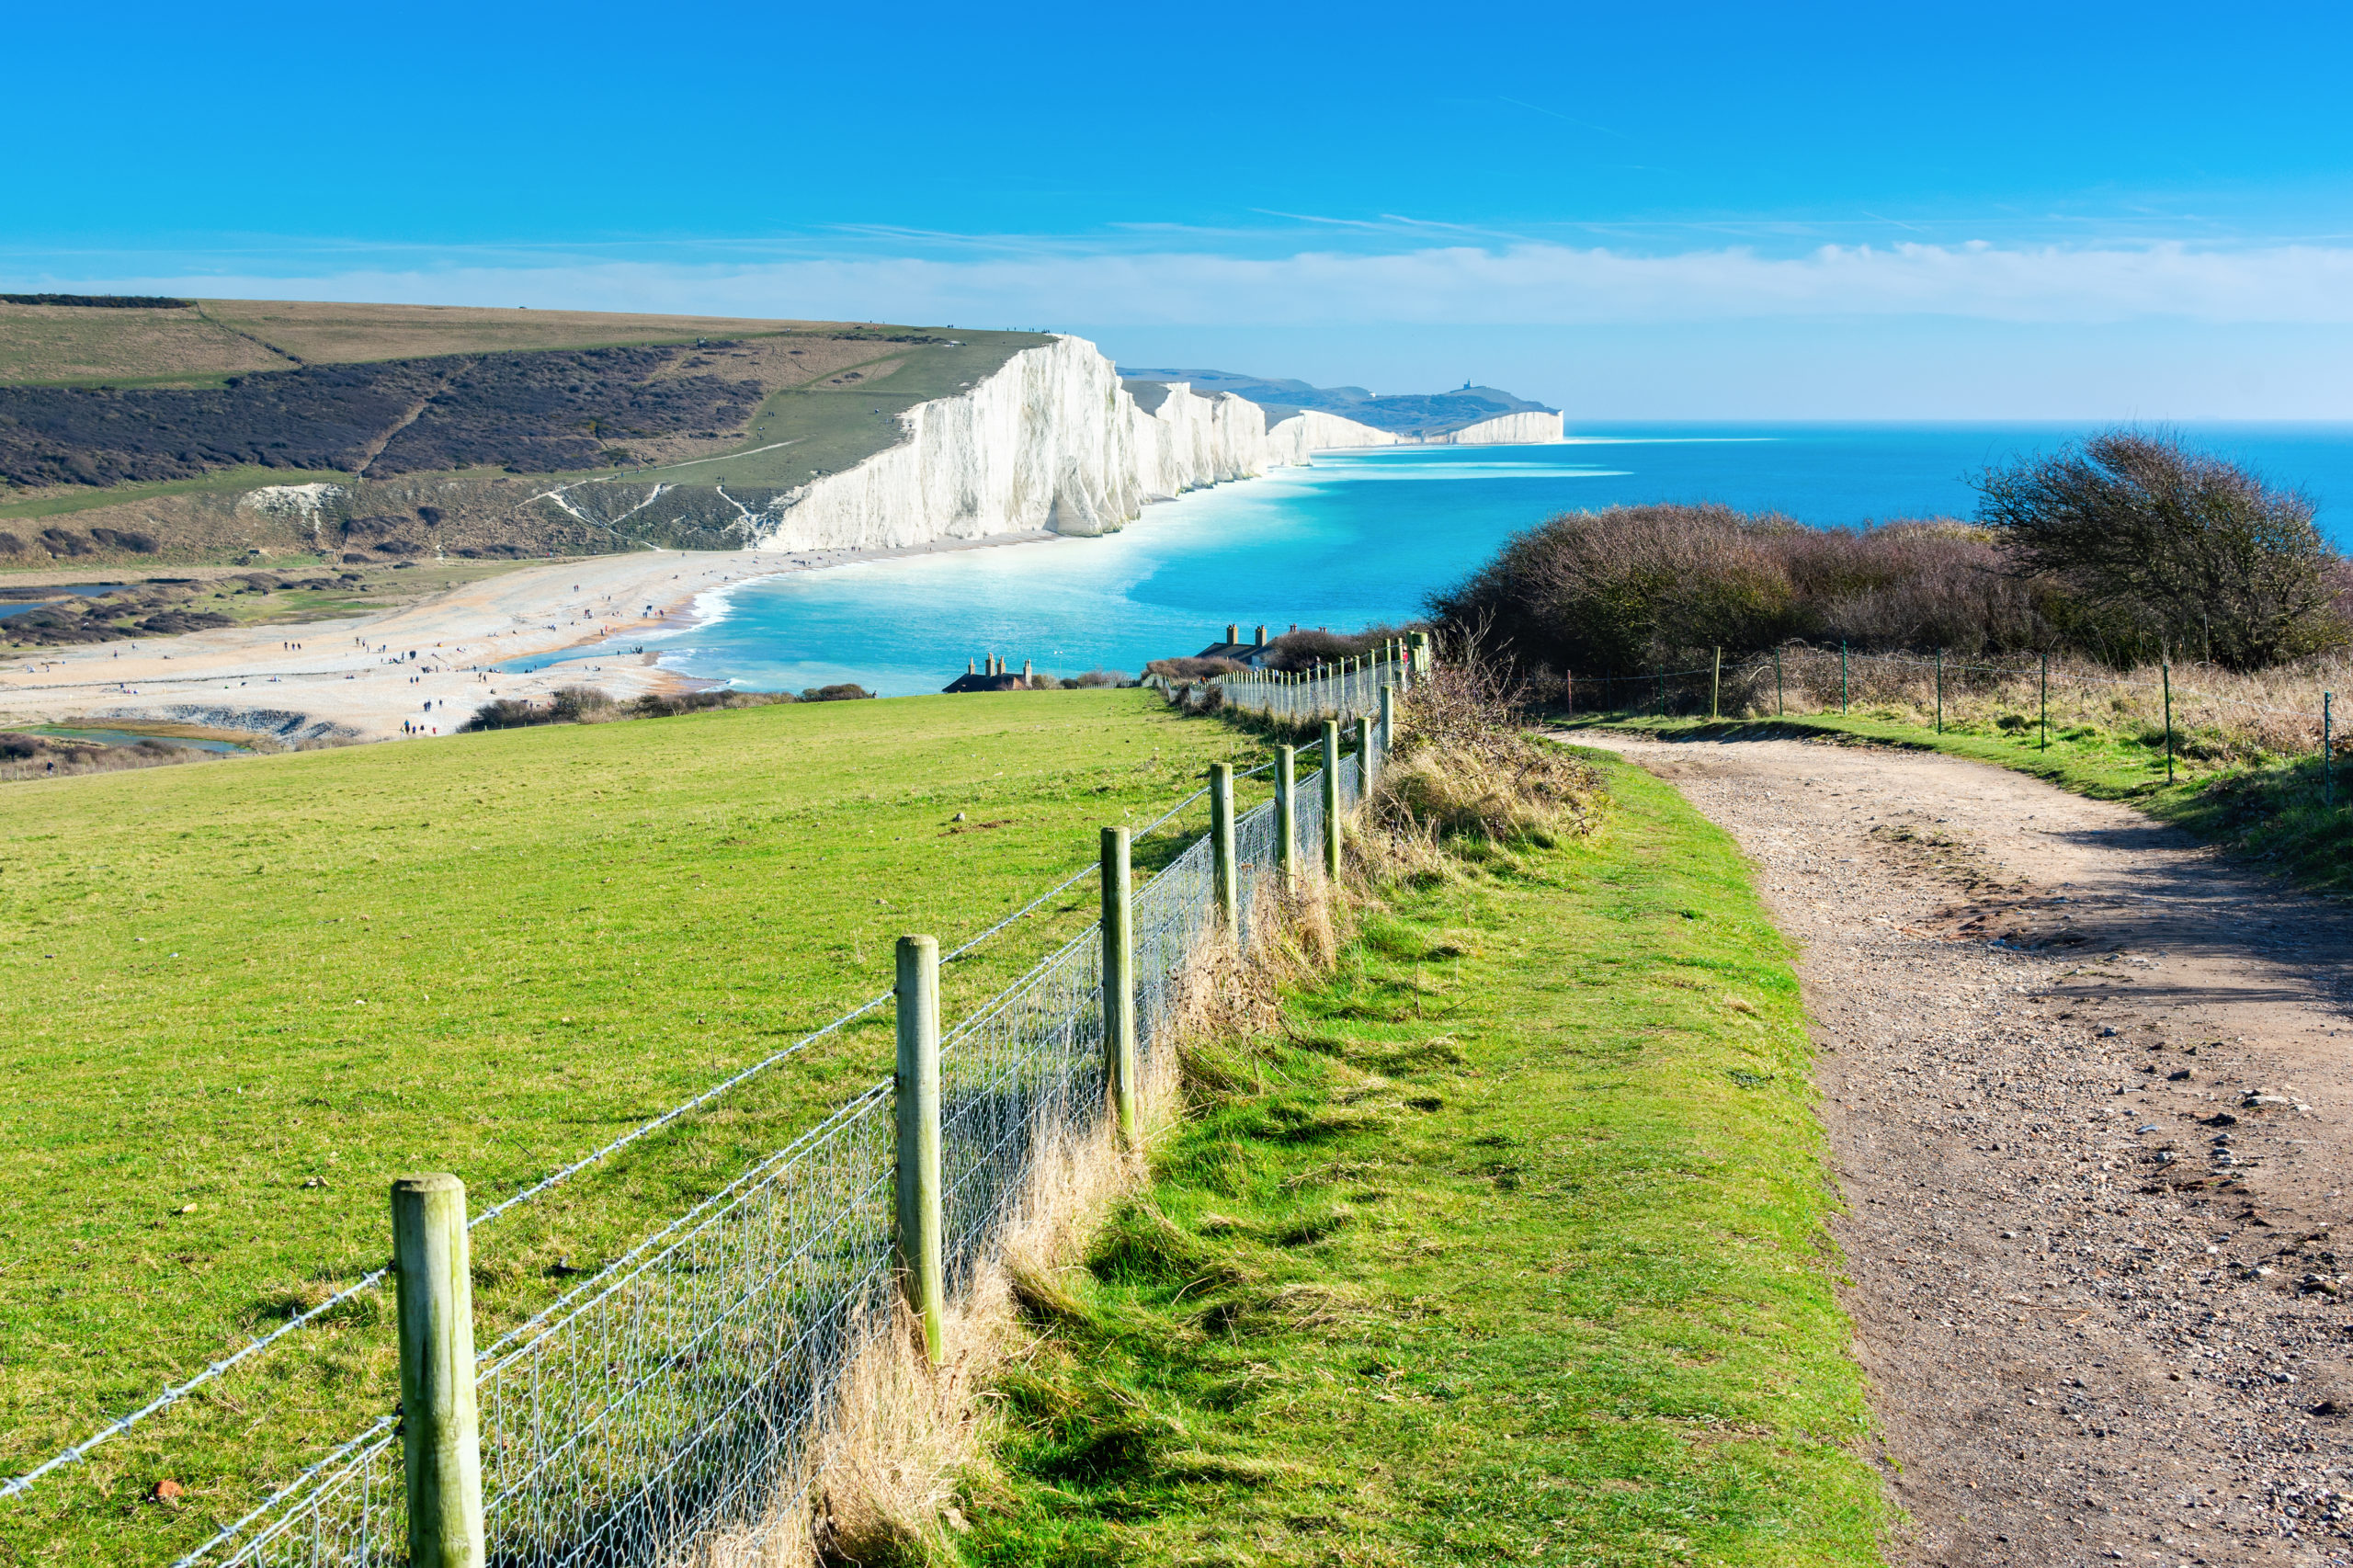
[
  {"left": 969, "top": 750, "right": 1888, "bottom": 1565},
  {"left": 0, "top": 687, "right": 1265, "bottom": 1563}
]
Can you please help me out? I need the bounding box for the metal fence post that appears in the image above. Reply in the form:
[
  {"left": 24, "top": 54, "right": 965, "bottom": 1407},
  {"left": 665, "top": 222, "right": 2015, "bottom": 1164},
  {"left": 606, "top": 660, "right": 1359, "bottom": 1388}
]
[
  {"left": 1774, "top": 646, "right": 1783, "bottom": 716},
  {"left": 1320, "top": 719, "right": 1342, "bottom": 881},
  {"left": 392, "top": 1174, "right": 484, "bottom": 1568},
  {"left": 1209, "top": 762, "right": 1237, "bottom": 937},
  {"left": 1275, "top": 744, "right": 1298, "bottom": 891},
  {"left": 2326, "top": 693, "right": 2335, "bottom": 809},
  {"left": 1935, "top": 647, "right": 1943, "bottom": 734},
  {"left": 894, "top": 935, "right": 944, "bottom": 1364},
  {"left": 1711, "top": 646, "right": 1722, "bottom": 721},
  {"left": 1840, "top": 642, "right": 1848, "bottom": 714},
  {"left": 2040, "top": 651, "right": 2049, "bottom": 750},
  {"left": 1099, "top": 828, "right": 1138, "bottom": 1144}
]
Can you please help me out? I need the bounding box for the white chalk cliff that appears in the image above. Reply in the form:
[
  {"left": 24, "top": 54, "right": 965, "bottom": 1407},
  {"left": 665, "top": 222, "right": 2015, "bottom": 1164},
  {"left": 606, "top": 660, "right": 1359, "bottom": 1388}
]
[
  {"left": 735, "top": 335, "right": 1404, "bottom": 552},
  {"left": 1427, "top": 411, "right": 1565, "bottom": 445}
]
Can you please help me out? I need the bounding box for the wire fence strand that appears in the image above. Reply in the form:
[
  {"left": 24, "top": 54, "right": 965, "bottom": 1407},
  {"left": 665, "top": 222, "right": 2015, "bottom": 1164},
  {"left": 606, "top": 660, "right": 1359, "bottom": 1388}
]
[{"left": 167, "top": 733, "right": 1380, "bottom": 1568}]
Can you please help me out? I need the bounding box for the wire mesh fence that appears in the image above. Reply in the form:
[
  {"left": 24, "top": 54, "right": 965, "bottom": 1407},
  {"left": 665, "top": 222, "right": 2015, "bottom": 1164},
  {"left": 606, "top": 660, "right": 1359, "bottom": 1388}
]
[
  {"left": 1216, "top": 640, "right": 1417, "bottom": 724},
  {"left": 178, "top": 745, "right": 1369, "bottom": 1568},
  {"left": 1571, "top": 642, "right": 2353, "bottom": 787}
]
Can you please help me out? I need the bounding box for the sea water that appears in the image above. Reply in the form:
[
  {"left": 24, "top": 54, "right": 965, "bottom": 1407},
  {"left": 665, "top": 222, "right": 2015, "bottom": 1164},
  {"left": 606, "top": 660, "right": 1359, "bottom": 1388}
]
[{"left": 558, "top": 424, "right": 2353, "bottom": 697}]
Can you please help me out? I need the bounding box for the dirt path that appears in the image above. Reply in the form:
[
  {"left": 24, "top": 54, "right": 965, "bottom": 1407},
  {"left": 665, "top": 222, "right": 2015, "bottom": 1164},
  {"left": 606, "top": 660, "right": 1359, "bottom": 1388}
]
[{"left": 1573, "top": 731, "right": 2353, "bottom": 1567}]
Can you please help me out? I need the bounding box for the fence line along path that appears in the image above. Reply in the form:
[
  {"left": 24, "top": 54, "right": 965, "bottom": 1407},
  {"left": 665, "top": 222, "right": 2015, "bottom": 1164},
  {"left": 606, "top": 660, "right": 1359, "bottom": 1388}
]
[{"left": 178, "top": 721, "right": 1387, "bottom": 1568}]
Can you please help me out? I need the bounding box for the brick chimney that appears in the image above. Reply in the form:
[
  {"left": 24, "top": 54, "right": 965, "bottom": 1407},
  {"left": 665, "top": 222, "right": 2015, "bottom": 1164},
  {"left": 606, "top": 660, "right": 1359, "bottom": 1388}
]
[
  {"left": 1255, "top": 625, "right": 1267, "bottom": 646},
  {"left": 1226, "top": 622, "right": 1239, "bottom": 644},
  {"left": 1022, "top": 659, "right": 1033, "bottom": 681}
]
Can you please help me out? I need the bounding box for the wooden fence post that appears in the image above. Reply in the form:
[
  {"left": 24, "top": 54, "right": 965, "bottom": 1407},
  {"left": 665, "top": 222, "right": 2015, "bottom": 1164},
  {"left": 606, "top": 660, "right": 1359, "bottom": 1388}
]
[
  {"left": 1210, "top": 762, "right": 1237, "bottom": 937},
  {"left": 1275, "top": 744, "right": 1298, "bottom": 891},
  {"left": 1099, "top": 828, "right": 1137, "bottom": 1144},
  {"left": 1321, "top": 719, "right": 1343, "bottom": 881},
  {"left": 2040, "top": 651, "right": 2049, "bottom": 750},
  {"left": 2162, "top": 663, "right": 2175, "bottom": 784},
  {"left": 392, "top": 1174, "right": 485, "bottom": 1568},
  {"left": 1711, "top": 647, "right": 1722, "bottom": 720},
  {"left": 894, "top": 935, "right": 944, "bottom": 1364},
  {"left": 1357, "top": 715, "right": 1377, "bottom": 798},
  {"left": 1379, "top": 683, "right": 1397, "bottom": 761},
  {"left": 1935, "top": 648, "right": 1944, "bottom": 733}
]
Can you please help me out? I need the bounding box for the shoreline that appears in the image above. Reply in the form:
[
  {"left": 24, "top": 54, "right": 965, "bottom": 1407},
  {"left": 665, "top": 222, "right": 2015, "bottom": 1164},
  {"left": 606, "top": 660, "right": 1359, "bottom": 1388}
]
[
  {"left": 0, "top": 436, "right": 1413, "bottom": 746},
  {"left": 0, "top": 529, "right": 1063, "bottom": 744}
]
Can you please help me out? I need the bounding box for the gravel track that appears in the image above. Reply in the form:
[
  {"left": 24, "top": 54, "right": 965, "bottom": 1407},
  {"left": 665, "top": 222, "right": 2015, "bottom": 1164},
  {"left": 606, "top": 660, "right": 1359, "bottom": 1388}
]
[{"left": 1574, "top": 730, "right": 2353, "bottom": 1567}]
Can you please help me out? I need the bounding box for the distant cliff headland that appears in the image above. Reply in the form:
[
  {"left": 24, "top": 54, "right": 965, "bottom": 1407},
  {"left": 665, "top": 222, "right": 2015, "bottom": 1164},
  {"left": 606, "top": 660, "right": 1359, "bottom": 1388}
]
[{"left": 0, "top": 296, "right": 1563, "bottom": 569}]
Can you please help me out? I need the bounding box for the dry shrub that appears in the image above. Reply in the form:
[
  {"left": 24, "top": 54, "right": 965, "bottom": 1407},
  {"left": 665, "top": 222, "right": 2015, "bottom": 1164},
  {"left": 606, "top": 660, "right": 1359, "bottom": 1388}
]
[
  {"left": 789, "top": 1096, "right": 1154, "bottom": 1568},
  {"left": 1375, "top": 639, "right": 1603, "bottom": 846},
  {"left": 1430, "top": 504, "right": 2055, "bottom": 676}
]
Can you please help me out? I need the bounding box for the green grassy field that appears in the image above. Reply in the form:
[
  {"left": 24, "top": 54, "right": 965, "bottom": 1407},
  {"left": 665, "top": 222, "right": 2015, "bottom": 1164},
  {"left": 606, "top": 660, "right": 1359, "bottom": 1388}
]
[
  {"left": 0, "top": 688, "right": 1267, "bottom": 1564},
  {"left": 0, "top": 300, "right": 827, "bottom": 389},
  {"left": 967, "top": 750, "right": 1890, "bottom": 1566},
  {"left": 1576, "top": 708, "right": 2353, "bottom": 896}
]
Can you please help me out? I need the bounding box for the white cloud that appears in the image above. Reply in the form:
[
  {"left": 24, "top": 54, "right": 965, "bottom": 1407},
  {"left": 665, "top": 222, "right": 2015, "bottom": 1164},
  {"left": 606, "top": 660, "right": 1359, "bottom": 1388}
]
[{"left": 40, "top": 239, "right": 2353, "bottom": 328}]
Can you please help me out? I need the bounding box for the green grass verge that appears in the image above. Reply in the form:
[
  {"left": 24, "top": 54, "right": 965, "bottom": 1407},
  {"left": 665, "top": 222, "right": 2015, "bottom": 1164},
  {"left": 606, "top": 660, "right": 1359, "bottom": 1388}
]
[
  {"left": 0, "top": 688, "right": 1264, "bottom": 1564},
  {"left": 966, "top": 749, "right": 1890, "bottom": 1566},
  {"left": 1574, "top": 709, "right": 2353, "bottom": 896}
]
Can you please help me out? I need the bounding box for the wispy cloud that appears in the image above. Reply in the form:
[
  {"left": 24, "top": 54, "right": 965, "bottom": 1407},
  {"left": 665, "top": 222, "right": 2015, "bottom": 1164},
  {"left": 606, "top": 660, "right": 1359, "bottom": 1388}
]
[{"left": 17, "top": 240, "right": 2353, "bottom": 329}]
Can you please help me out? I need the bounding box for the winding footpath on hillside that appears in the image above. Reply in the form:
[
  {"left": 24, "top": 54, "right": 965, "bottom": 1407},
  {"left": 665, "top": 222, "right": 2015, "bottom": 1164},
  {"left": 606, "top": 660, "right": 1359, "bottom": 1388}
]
[{"left": 1574, "top": 732, "right": 2353, "bottom": 1567}]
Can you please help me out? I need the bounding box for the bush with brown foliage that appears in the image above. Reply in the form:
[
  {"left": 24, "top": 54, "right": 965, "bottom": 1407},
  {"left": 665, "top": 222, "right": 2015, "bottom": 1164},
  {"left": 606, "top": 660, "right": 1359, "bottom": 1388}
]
[
  {"left": 1254, "top": 622, "right": 1419, "bottom": 673},
  {"left": 1431, "top": 432, "right": 2347, "bottom": 677},
  {"left": 1974, "top": 428, "right": 2344, "bottom": 670},
  {"left": 1142, "top": 655, "right": 1246, "bottom": 681},
  {"left": 1429, "top": 505, "right": 2057, "bottom": 678}
]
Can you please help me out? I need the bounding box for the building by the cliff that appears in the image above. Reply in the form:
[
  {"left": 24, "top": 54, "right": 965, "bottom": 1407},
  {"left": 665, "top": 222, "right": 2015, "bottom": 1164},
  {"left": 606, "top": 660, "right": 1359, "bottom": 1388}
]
[
  {"left": 1192, "top": 623, "right": 1285, "bottom": 668},
  {"left": 943, "top": 655, "right": 1044, "bottom": 693}
]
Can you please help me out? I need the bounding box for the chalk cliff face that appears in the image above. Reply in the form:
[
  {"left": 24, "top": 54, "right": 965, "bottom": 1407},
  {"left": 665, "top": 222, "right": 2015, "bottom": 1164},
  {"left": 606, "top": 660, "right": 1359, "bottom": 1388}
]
[
  {"left": 723, "top": 335, "right": 1403, "bottom": 551},
  {"left": 1429, "top": 411, "right": 1565, "bottom": 446},
  {"left": 1264, "top": 410, "right": 1404, "bottom": 463}
]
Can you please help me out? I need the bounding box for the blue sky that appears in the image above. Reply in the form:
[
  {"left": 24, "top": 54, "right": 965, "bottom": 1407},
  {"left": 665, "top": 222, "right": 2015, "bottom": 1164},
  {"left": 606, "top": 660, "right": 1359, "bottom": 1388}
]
[{"left": 12, "top": 0, "right": 2353, "bottom": 417}]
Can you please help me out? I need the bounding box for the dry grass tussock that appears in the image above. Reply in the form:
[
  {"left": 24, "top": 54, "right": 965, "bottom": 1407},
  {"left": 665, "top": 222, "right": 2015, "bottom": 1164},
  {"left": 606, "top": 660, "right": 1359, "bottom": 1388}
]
[
  {"left": 746, "top": 909, "right": 1318, "bottom": 1567},
  {"left": 1375, "top": 641, "right": 1603, "bottom": 845},
  {"left": 1719, "top": 643, "right": 2353, "bottom": 763}
]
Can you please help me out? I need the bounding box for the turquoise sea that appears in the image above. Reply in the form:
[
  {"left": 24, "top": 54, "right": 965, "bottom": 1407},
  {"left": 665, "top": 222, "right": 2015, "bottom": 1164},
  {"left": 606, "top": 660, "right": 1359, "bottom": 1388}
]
[{"left": 541, "top": 424, "right": 2353, "bottom": 698}]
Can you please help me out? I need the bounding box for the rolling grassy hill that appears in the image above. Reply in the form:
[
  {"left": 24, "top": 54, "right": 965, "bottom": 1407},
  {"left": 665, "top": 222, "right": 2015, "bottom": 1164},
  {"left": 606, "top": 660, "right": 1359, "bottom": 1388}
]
[
  {"left": 0, "top": 299, "right": 1051, "bottom": 570},
  {"left": 0, "top": 687, "right": 1262, "bottom": 1564}
]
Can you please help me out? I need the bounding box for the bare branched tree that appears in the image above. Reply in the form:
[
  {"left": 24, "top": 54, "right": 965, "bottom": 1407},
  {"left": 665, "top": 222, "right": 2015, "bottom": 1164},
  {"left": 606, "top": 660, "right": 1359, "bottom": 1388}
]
[{"left": 1974, "top": 429, "right": 2344, "bottom": 670}]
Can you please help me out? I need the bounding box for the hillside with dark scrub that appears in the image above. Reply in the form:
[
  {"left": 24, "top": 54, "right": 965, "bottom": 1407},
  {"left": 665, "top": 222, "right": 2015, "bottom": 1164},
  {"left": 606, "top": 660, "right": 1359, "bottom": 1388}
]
[{"left": 0, "top": 346, "right": 764, "bottom": 488}]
